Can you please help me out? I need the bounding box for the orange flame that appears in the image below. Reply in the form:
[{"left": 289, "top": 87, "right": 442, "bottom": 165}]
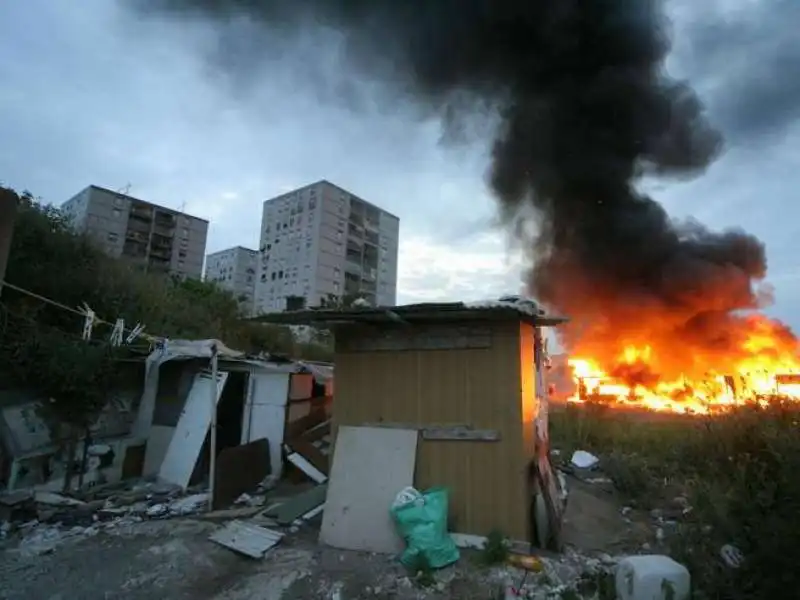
[{"left": 565, "top": 314, "right": 800, "bottom": 414}]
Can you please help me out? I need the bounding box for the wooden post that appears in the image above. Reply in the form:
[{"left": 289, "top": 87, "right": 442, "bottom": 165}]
[
  {"left": 208, "top": 344, "right": 219, "bottom": 510},
  {"left": 531, "top": 326, "right": 564, "bottom": 551},
  {"left": 0, "top": 188, "right": 19, "bottom": 297}
]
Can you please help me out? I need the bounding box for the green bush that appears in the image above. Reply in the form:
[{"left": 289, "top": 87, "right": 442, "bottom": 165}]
[{"left": 552, "top": 402, "right": 800, "bottom": 599}]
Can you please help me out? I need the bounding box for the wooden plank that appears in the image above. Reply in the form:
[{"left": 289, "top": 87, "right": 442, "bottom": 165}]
[
  {"left": 213, "top": 438, "right": 271, "bottom": 510},
  {"left": 268, "top": 484, "right": 327, "bottom": 525},
  {"left": 286, "top": 438, "right": 330, "bottom": 475},
  {"left": 339, "top": 325, "right": 493, "bottom": 352},
  {"left": 362, "top": 422, "right": 469, "bottom": 431},
  {"left": 422, "top": 427, "right": 500, "bottom": 441},
  {"left": 302, "top": 421, "right": 331, "bottom": 443},
  {"left": 285, "top": 411, "right": 327, "bottom": 439},
  {"left": 284, "top": 446, "right": 327, "bottom": 483},
  {"left": 361, "top": 422, "right": 500, "bottom": 441}
]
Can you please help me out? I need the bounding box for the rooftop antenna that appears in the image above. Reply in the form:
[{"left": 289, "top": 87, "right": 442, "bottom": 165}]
[
  {"left": 117, "top": 183, "right": 132, "bottom": 195},
  {"left": 178, "top": 200, "right": 187, "bottom": 214}
]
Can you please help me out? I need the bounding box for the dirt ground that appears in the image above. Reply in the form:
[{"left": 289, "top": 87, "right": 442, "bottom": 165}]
[
  {"left": 0, "top": 472, "right": 662, "bottom": 600},
  {"left": 0, "top": 517, "right": 516, "bottom": 600}
]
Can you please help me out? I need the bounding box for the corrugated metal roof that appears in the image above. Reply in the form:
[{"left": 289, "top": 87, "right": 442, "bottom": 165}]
[
  {"left": 251, "top": 300, "right": 569, "bottom": 327},
  {"left": 208, "top": 520, "right": 284, "bottom": 558},
  {"left": 297, "top": 361, "right": 334, "bottom": 382}
]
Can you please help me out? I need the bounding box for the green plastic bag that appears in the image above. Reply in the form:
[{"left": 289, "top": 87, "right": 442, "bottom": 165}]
[{"left": 390, "top": 486, "right": 460, "bottom": 569}]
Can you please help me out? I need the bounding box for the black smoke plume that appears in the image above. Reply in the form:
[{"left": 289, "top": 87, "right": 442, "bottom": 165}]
[{"left": 128, "top": 0, "right": 788, "bottom": 377}]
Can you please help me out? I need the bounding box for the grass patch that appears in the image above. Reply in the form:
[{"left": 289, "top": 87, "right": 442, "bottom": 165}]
[
  {"left": 406, "top": 553, "right": 436, "bottom": 588},
  {"left": 550, "top": 400, "right": 800, "bottom": 600},
  {"left": 478, "top": 530, "right": 510, "bottom": 566}
]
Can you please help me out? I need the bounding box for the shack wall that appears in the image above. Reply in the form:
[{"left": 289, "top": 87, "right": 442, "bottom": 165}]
[{"left": 333, "top": 320, "right": 536, "bottom": 540}]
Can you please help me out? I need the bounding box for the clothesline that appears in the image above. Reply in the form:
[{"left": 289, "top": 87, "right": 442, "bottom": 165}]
[{"left": 0, "top": 279, "right": 155, "bottom": 344}]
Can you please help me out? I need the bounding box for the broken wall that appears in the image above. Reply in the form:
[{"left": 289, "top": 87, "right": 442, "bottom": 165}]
[
  {"left": 333, "top": 320, "right": 536, "bottom": 540},
  {"left": 142, "top": 360, "right": 201, "bottom": 476},
  {"left": 10, "top": 437, "right": 131, "bottom": 492}
]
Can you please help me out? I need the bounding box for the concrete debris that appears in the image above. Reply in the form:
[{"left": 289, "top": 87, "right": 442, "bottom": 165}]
[
  {"left": 584, "top": 477, "right": 611, "bottom": 485},
  {"left": 201, "top": 506, "right": 265, "bottom": 522},
  {"left": 34, "top": 492, "right": 87, "bottom": 508},
  {"left": 167, "top": 493, "right": 210, "bottom": 516},
  {"left": 233, "top": 492, "right": 265, "bottom": 507}
]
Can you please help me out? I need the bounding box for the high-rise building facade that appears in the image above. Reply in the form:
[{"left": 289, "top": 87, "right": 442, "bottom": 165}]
[
  {"left": 61, "top": 185, "right": 208, "bottom": 279},
  {"left": 205, "top": 246, "right": 258, "bottom": 315},
  {"left": 255, "top": 180, "right": 400, "bottom": 314}
]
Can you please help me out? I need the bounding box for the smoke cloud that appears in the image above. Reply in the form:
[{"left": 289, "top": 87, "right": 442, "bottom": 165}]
[{"left": 127, "top": 0, "right": 793, "bottom": 379}]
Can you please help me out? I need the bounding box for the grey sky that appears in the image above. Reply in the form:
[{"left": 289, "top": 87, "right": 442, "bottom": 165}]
[{"left": 1, "top": 0, "right": 798, "bottom": 327}]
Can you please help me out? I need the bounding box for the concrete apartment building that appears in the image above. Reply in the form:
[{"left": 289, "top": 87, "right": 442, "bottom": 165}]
[
  {"left": 61, "top": 185, "right": 208, "bottom": 279},
  {"left": 255, "top": 180, "right": 400, "bottom": 314},
  {"left": 205, "top": 246, "right": 258, "bottom": 315}
]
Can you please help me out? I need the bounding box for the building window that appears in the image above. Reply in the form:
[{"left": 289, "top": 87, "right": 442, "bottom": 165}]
[
  {"left": 113, "top": 196, "right": 124, "bottom": 208},
  {"left": 112, "top": 209, "right": 122, "bottom": 218},
  {"left": 107, "top": 232, "right": 118, "bottom": 242}
]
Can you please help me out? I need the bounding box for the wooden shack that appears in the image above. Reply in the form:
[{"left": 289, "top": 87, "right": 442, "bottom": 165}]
[{"left": 257, "top": 300, "right": 567, "bottom": 543}]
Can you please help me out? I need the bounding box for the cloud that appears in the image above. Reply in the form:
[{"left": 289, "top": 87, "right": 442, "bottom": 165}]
[{"left": 398, "top": 231, "right": 524, "bottom": 304}]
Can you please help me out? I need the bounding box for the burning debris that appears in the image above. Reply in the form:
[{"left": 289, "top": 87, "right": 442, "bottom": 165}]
[{"left": 124, "top": 0, "right": 800, "bottom": 412}]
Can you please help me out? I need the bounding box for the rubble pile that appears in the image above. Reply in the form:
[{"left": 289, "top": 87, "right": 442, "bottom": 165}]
[{"left": 1, "top": 481, "right": 209, "bottom": 556}]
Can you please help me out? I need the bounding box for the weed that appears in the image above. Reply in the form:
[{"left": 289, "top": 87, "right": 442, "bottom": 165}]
[
  {"left": 479, "top": 529, "right": 510, "bottom": 566},
  {"left": 551, "top": 401, "right": 800, "bottom": 600},
  {"left": 406, "top": 553, "right": 436, "bottom": 588},
  {"left": 576, "top": 570, "right": 616, "bottom": 600},
  {"left": 558, "top": 588, "right": 581, "bottom": 600}
]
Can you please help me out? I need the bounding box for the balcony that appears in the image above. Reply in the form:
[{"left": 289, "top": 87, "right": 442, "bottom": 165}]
[
  {"left": 151, "top": 232, "right": 173, "bottom": 246},
  {"left": 148, "top": 248, "right": 172, "bottom": 262},
  {"left": 345, "top": 258, "right": 363, "bottom": 275},
  {"left": 154, "top": 211, "right": 177, "bottom": 228},
  {"left": 364, "top": 230, "right": 379, "bottom": 246},
  {"left": 126, "top": 217, "right": 151, "bottom": 234},
  {"left": 153, "top": 223, "right": 175, "bottom": 237},
  {"left": 347, "top": 222, "right": 364, "bottom": 239},
  {"left": 122, "top": 239, "right": 148, "bottom": 259},
  {"left": 348, "top": 212, "right": 364, "bottom": 228},
  {"left": 125, "top": 230, "right": 148, "bottom": 243},
  {"left": 148, "top": 257, "right": 171, "bottom": 273},
  {"left": 129, "top": 204, "right": 153, "bottom": 222}
]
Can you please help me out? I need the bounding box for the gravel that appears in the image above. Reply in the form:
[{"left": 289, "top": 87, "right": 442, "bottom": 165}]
[{"left": 0, "top": 512, "right": 620, "bottom": 600}]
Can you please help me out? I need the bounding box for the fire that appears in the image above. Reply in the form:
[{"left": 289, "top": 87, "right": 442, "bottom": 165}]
[{"left": 565, "top": 314, "right": 800, "bottom": 414}]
